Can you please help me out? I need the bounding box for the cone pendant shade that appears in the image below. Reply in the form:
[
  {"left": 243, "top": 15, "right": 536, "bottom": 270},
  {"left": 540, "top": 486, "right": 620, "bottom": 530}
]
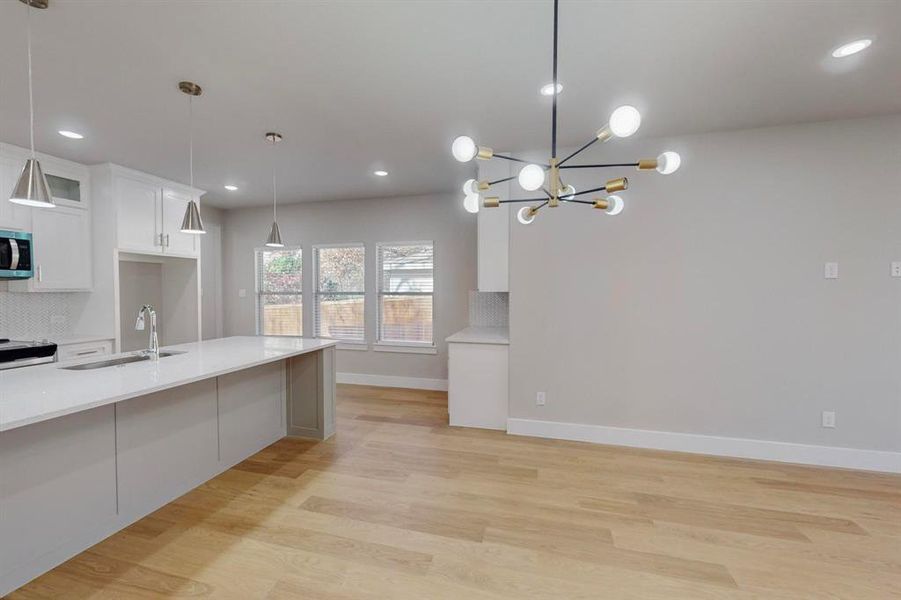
[
  {"left": 265, "top": 221, "right": 284, "bottom": 247},
  {"left": 179, "top": 199, "right": 205, "bottom": 234},
  {"left": 10, "top": 159, "right": 55, "bottom": 208}
]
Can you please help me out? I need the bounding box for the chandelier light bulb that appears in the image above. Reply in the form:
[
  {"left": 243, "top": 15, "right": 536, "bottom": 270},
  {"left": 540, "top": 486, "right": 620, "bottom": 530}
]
[
  {"left": 518, "top": 164, "right": 546, "bottom": 191},
  {"left": 462, "top": 178, "right": 479, "bottom": 195},
  {"left": 540, "top": 82, "right": 562, "bottom": 96},
  {"left": 451, "top": 136, "right": 478, "bottom": 162},
  {"left": 560, "top": 184, "right": 576, "bottom": 200},
  {"left": 517, "top": 206, "right": 536, "bottom": 225},
  {"left": 609, "top": 105, "right": 641, "bottom": 138},
  {"left": 656, "top": 151, "right": 681, "bottom": 175},
  {"left": 463, "top": 193, "right": 480, "bottom": 214},
  {"left": 605, "top": 195, "right": 625, "bottom": 216}
]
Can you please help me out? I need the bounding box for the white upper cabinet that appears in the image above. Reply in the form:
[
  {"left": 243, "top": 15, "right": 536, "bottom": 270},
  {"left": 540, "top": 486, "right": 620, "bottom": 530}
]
[
  {"left": 2, "top": 144, "right": 93, "bottom": 292},
  {"left": 28, "top": 206, "right": 92, "bottom": 291},
  {"left": 116, "top": 175, "right": 163, "bottom": 253},
  {"left": 477, "top": 159, "right": 510, "bottom": 292},
  {"left": 97, "top": 165, "right": 200, "bottom": 257},
  {"left": 161, "top": 188, "right": 197, "bottom": 256}
]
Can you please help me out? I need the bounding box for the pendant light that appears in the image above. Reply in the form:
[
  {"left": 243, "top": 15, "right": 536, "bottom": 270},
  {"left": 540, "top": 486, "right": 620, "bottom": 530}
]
[
  {"left": 264, "top": 132, "right": 284, "bottom": 248},
  {"left": 178, "top": 81, "right": 205, "bottom": 234},
  {"left": 9, "top": 0, "right": 54, "bottom": 209}
]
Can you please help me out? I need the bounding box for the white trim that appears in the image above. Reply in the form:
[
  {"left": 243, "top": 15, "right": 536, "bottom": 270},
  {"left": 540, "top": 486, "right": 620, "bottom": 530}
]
[
  {"left": 506, "top": 418, "right": 901, "bottom": 474},
  {"left": 337, "top": 372, "right": 448, "bottom": 391},
  {"left": 373, "top": 343, "right": 438, "bottom": 355},
  {"left": 335, "top": 341, "right": 368, "bottom": 351}
]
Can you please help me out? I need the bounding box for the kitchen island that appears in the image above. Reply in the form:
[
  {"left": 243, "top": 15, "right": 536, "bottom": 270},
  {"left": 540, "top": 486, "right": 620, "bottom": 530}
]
[{"left": 0, "top": 336, "right": 337, "bottom": 596}]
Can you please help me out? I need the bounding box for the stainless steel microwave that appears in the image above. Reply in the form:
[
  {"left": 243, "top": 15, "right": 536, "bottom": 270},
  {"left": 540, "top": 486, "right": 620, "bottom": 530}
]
[{"left": 0, "top": 230, "right": 33, "bottom": 280}]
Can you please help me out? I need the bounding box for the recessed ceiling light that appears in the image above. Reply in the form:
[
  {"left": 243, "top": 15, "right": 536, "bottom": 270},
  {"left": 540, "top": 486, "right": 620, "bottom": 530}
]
[
  {"left": 540, "top": 83, "right": 562, "bottom": 96},
  {"left": 224, "top": 185, "right": 238, "bottom": 191},
  {"left": 58, "top": 130, "right": 84, "bottom": 139},
  {"left": 373, "top": 170, "right": 388, "bottom": 177},
  {"left": 832, "top": 39, "right": 872, "bottom": 58}
]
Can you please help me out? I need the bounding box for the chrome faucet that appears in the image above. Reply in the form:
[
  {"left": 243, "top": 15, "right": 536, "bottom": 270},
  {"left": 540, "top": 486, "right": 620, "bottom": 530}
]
[{"left": 135, "top": 304, "right": 159, "bottom": 360}]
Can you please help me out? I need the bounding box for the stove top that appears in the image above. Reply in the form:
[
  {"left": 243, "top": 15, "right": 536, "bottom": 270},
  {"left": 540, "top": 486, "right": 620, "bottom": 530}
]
[{"left": 0, "top": 338, "right": 58, "bottom": 367}]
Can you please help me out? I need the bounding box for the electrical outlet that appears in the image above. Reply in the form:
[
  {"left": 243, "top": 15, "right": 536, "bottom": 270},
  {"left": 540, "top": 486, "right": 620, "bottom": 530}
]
[
  {"left": 892, "top": 262, "right": 901, "bottom": 278},
  {"left": 238, "top": 288, "right": 247, "bottom": 298},
  {"left": 536, "top": 391, "right": 546, "bottom": 406},
  {"left": 821, "top": 411, "right": 836, "bottom": 428},
  {"left": 824, "top": 262, "right": 839, "bottom": 280}
]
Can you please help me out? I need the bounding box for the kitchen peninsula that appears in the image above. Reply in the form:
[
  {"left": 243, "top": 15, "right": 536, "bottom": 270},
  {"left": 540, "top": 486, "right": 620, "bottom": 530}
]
[{"left": 0, "top": 336, "right": 336, "bottom": 596}]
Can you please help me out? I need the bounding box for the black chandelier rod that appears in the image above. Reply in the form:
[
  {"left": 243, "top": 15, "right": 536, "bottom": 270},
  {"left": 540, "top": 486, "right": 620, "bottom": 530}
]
[
  {"left": 557, "top": 137, "right": 597, "bottom": 166},
  {"left": 488, "top": 175, "right": 517, "bottom": 185},
  {"left": 493, "top": 153, "right": 544, "bottom": 166},
  {"left": 560, "top": 198, "right": 595, "bottom": 205},
  {"left": 551, "top": 0, "right": 559, "bottom": 159},
  {"left": 560, "top": 162, "right": 640, "bottom": 169},
  {"left": 570, "top": 184, "right": 610, "bottom": 197}
]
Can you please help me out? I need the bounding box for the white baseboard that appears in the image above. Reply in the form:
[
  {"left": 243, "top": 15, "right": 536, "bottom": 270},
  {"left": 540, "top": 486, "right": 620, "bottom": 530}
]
[
  {"left": 337, "top": 372, "right": 448, "bottom": 391},
  {"left": 507, "top": 418, "right": 901, "bottom": 474}
]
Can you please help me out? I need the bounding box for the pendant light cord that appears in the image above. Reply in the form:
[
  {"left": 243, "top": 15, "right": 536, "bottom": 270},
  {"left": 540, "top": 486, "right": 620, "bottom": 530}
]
[
  {"left": 189, "top": 95, "right": 194, "bottom": 189},
  {"left": 27, "top": 2, "right": 35, "bottom": 159},
  {"left": 551, "top": 0, "right": 558, "bottom": 159},
  {"left": 271, "top": 139, "right": 278, "bottom": 222}
]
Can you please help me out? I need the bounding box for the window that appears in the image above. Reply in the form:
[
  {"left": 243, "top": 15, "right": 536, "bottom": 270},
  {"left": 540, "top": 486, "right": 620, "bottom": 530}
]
[
  {"left": 314, "top": 244, "right": 365, "bottom": 342},
  {"left": 377, "top": 242, "right": 434, "bottom": 346},
  {"left": 255, "top": 247, "right": 303, "bottom": 336}
]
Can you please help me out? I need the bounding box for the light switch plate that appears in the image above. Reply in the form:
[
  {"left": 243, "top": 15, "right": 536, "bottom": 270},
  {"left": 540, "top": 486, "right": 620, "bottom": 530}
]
[
  {"left": 821, "top": 411, "right": 836, "bottom": 428},
  {"left": 824, "top": 262, "right": 839, "bottom": 279},
  {"left": 892, "top": 262, "right": 901, "bottom": 278},
  {"left": 238, "top": 288, "right": 247, "bottom": 298},
  {"left": 536, "top": 391, "right": 546, "bottom": 406}
]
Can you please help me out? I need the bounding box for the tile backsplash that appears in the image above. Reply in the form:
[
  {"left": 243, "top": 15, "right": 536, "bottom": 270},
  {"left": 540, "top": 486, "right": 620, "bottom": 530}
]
[
  {"left": 0, "top": 286, "right": 81, "bottom": 340},
  {"left": 469, "top": 291, "right": 509, "bottom": 328}
]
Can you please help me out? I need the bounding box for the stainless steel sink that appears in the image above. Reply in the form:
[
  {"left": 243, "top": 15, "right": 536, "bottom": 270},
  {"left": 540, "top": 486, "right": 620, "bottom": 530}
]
[{"left": 61, "top": 350, "right": 186, "bottom": 371}]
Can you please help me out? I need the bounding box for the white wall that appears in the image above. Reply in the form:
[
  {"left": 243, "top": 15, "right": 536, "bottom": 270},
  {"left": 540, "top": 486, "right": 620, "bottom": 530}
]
[
  {"left": 118, "top": 261, "right": 162, "bottom": 352},
  {"left": 221, "top": 193, "right": 476, "bottom": 381},
  {"left": 509, "top": 115, "right": 901, "bottom": 454},
  {"left": 200, "top": 206, "right": 224, "bottom": 340}
]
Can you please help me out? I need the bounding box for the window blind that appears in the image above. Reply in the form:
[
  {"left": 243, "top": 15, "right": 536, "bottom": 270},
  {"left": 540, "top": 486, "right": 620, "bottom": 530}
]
[
  {"left": 377, "top": 242, "right": 434, "bottom": 345},
  {"left": 255, "top": 247, "right": 303, "bottom": 336},
  {"left": 314, "top": 245, "right": 365, "bottom": 341}
]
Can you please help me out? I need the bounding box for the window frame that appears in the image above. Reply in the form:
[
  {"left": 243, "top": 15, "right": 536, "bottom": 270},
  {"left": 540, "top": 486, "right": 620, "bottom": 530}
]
[
  {"left": 375, "top": 240, "right": 436, "bottom": 352},
  {"left": 254, "top": 244, "right": 304, "bottom": 337},
  {"left": 312, "top": 242, "right": 367, "bottom": 346}
]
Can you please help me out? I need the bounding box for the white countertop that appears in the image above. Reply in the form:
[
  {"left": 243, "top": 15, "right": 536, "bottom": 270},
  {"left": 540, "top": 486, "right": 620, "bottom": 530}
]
[
  {"left": 0, "top": 336, "right": 337, "bottom": 432},
  {"left": 445, "top": 326, "right": 509, "bottom": 345}
]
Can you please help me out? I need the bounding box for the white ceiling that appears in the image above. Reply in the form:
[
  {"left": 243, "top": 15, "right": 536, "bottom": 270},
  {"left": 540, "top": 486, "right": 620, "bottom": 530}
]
[{"left": 0, "top": 0, "right": 898, "bottom": 209}]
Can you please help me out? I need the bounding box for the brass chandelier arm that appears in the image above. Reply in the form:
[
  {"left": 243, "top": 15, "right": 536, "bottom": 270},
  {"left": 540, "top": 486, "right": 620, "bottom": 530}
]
[{"left": 500, "top": 198, "right": 547, "bottom": 204}]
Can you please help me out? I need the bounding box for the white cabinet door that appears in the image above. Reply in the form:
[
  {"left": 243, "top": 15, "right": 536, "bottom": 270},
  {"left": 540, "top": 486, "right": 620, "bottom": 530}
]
[
  {"left": 161, "top": 189, "right": 197, "bottom": 256},
  {"left": 448, "top": 343, "right": 509, "bottom": 430},
  {"left": 29, "top": 206, "right": 92, "bottom": 291},
  {"left": 0, "top": 158, "right": 31, "bottom": 231},
  {"left": 116, "top": 176, "right": 162, "bottom": 253}
]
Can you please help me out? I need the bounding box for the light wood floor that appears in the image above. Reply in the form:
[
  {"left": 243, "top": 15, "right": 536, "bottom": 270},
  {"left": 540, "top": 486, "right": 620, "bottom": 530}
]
[{"left": 9, "top": 384, "right": 901, "bottom": 599}]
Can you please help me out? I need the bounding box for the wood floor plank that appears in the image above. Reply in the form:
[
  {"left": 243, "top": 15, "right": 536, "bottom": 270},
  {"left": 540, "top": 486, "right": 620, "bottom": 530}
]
[{"left": 9, "top": 383, "right": 901, "bottom": 599}]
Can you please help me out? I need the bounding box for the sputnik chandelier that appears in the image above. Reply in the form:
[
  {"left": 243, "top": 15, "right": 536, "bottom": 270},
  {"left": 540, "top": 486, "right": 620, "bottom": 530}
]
[{"left": 451, "top": 0, "right": 681, "bottom": 225}]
